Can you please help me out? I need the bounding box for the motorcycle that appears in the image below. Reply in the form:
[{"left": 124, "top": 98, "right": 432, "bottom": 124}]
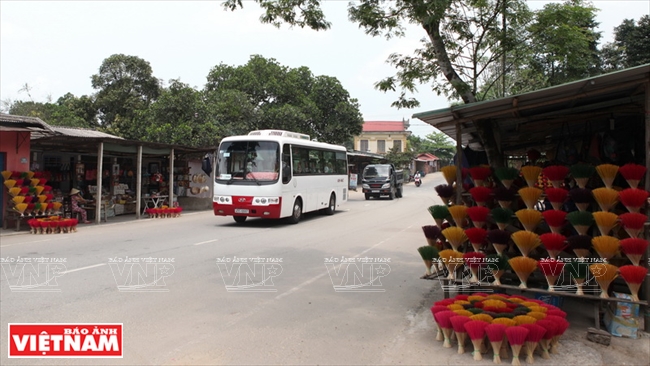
[{"left": 414, "top": 177, "right": 422, "bottom": 187}]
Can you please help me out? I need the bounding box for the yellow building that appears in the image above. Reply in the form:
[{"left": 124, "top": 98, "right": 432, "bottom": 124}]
[{"left": 354, "top": 121, "right": 411, "bottom": 155}]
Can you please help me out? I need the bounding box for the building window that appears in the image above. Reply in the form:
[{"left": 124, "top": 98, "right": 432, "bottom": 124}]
[
  {"left": 360, "top": 140, "right": 369, "bottom": 152},
  {"left": 393, "top": 140, "right": 402, "bottom": 152},
  {"left": 377, "top": 140, "right": 386, "bottom": 153}
]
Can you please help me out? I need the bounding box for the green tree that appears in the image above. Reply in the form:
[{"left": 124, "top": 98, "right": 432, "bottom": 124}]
[
  {"left": 384, "top": 147, "right": 414, "bottom": 169},
  {"left": 91, "top": 54, "right": 161, "bottom": 138},
  {"left": 601, "top": 15, "right": 650, "bottom": 71},
  {"left": 7, "top": 96, "right": 97, "bottom": 128}
]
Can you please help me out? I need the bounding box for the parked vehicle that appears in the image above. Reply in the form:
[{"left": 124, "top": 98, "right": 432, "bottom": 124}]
[{"left": 361, "top": 164, "right": 403, "bottom": 200}]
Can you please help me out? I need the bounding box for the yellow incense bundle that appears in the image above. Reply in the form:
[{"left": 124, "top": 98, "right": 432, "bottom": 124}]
[
  {"left": 439, "top": 249, "right": 464, "bottom": 280},
  {"left": 592, "top": 211, "right": 618, "bottom": 236},
  {"left": 508, "top": 257, "right": 538, "bottom": 288},
  {"left": 448, "top": 205, "right": 468, "bottom": 228},
  {"left": 513, "top": 315, "right": 537, "bottom": 325},
  {"left": 442, "top": 226, "right": 467, "bottom": 251},
  {"left": 591, "top": 236, "right": 620, "bottom": 262},
  {"left": 441, "top": 165, "right": 457, "bottom": 186},
  {"left": 515, "top": 209, "right": 542, "bottom": 232},
  {"left": 592, "top": 187, "right": 619, "bottom": 212},
  {"left": 589, "top": 263, "right": 618, "bottom": 299},
  {"left": 520, "top": 166, "right": 542, "bottom": 188},
  {"left": 596, "top": 164, "right": 619, "bottom": 189},
  {"left": 518, "top": 187, "right": 543, "bottom": 210},
  {"left": 511, "top": 230, "right": 541, "bottom": 257}
]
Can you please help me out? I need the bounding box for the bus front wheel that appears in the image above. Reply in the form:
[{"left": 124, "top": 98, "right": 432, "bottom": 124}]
[
  {"left": 287, "top": 199, "right": 302, "bottom": 224},
  {"left": 322, "top": 194, "right": 335, "bottom": 215},
  {"left": 233, "top": 216, "right": 247, "bottom": 223}
]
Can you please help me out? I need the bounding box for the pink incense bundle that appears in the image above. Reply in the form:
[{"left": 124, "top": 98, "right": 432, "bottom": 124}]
[
  {"left": 521, "top": 323, "right": 546, "bottom": 364},
  {"left": 619, "top": 212, "right": 648, "bottom": 238},
  {"left": 430, "top": 305, "right": 449, "bottom": 341},
  {"left": 469, "top": 166, "right": 493, "bottom": 187},
  {"left": 450, "top": 316, "right": 471, "bottom": 354},
  {"left": 544, "top": 188, "right": 568, "bottom": 211},
  {"left": 505, "top": 326, "right": 529, "bottom": 366},
  {"left": 485, "top": 323, "right": 508, "bottom": 364},
  {"left": 549, "top": 318, "right": 569, "bottom": 354},
  {"left": 619, "top": 265, "right": 647, "bottom": 301},
  {"left": 465, "top": 227, "right": 488, "bottom": 252},
  {"left": 464, "top": 320, "right": 490, "bottom": 361},
  {"left": 434, "top": 310, "right": 457, "bottom": 348},
  {"left": 539, "top": 233, "right": 567, "bottom": 259},
  {"left": 464, "top": 251, "right": 487, "bottom": 283},
  {"left": 546, "top": 309, "right": 567, "bottom": 318},
  {"left": 470, "top": 186, "right": 493, "bottom": 206},
  {"left": 538, "top": 259, "right": 565, "bottom": 292},
  {"left": 542, "top": 210, "right": 567, "bottom": 234},
  {"left": 543, "top": 165, "right": 570, "bottom": 188},
  {"left": 467, "top": 206, "right": 490, "bottom": 228},
  {"left": 534, "top": 320, "right": 556, "bottom": 359},
  {"left": 618, "top": 188, "right": 649, "bottom": 213},
  {"left": 620, "top": 238, "right": 648, "bottom": 266},
  {"left": 618, "top": 163, "right": 646, "bottom": 189}
]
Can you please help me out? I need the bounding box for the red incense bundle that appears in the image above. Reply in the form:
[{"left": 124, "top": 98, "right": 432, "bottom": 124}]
[
  {"left": 464, "top": 251, "right": 487, "bottom": 283},
  {"left": 450, "top": 315, "right": 471, "bottom": 354},
  {"left": 485, "top": 323, "right": 508, "bottom": 364},
  {"left": 619, "top": 265, "right": 647, "bottom": 301},
  {"left": 465, "top": 227, "right": 488, "bottom": 252},
  {"left": 538, "top": 259, "right": 565, "bottom": 292},
  {"left": 618, "top": 163, "right": 646, "bottom": 189},
  {"left": 469, "top": 166, "right": 493, "bottom": 187},
  {"left": 505, "top": 326, "right": 529, "bottom": 366},
  {"left": 550, "top": 318, "right": 569, "bottom": 354},
  {"left": 543, "top": 165, "right": 570, "bottom": 188},
  {"left": 619, "top": 212, "right": 648, "bottom": 238},
  {"left": 470, "top": 186, "right": 493, "bottom": 206},
  {"left": 545, "top": 187, "right": 569, "bottom": 211},
  {"left": 430, "top": 305, "right": 449, "bottom": 341},
  {"left": 620, "top": 238, "right": 649, "bottom": 266},
  {"left": 521, "top": 323, "right": 546, "bottom": 364},
  {"left": 542, "top": 210, "right": 567, "bottom": 234},
  {"left": 467, "top": 206, "right": 490, "bottom": 228},
  {"left": 534, "top": 320, "right": 557, "bottom": 359},
  {"left": 464, "top": 320, "right": 490, "bottom": 361},
  {"left": 539, "top": 233, "right": 567, "bottom": 260},
  {"left": 619, "top": 188, "right": 649, "bottom": 213},
  {"left": 546, "top": 309, "right": 567, "bottom": 318},
  {"left": 434, "top": 310, "right": 457, "bottom": 348}
]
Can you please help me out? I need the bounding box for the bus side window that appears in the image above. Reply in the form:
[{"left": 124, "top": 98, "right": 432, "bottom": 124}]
[{"left": 282, "top": 145, "right": 292, "bottom": 184}]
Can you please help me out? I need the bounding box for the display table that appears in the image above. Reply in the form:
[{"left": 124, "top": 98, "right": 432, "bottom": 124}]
[
  {"left": 141, "top": 195, "right": 168, "bottom": 215},
  {"left": 3, "top": 210, "right": 54, "bottom": 231}
]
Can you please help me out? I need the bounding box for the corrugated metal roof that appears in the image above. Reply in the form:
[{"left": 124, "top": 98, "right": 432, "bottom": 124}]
[
  {"left": 0, "top": 113, "right": 55, "bottom": 133},
  {"left": 362, "top": 121, "right": 407, "bottom": 132},
  {"left": 51, "top": 126, "right": 124, "bottom": 139}
]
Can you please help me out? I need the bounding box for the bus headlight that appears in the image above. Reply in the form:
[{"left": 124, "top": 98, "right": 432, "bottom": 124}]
[
  {"left": 253, "top": 197, "right": 280, "bottom": 205},
  {"left": 214, "top": 196, "right": 232, "bottom": 204}
]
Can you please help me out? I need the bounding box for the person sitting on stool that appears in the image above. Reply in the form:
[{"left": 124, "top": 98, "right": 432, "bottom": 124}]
[{"left": 70, "top": 188, "right": 91, "bottom": 224}]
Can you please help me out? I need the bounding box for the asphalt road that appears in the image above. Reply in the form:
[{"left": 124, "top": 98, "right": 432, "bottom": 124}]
[{"left": 1, "top": 173, "right": 449, "bottom": 365}]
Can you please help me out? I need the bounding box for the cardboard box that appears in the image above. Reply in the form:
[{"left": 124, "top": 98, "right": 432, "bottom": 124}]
[
  {"left": 534, "top": 293, "right": 564, "bottom": 308},
  {"left": 603, "top": 292, "right": 639, "bottom": 339}
]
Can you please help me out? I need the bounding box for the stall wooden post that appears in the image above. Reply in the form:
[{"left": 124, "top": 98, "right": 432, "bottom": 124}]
[
  {"left": 95, "top": 142, "right": 103, "bottom": 224},
  {"left": 136, "top": 145, "right": 142, "bottom": 219},
  {"left": 455, "top": 120, "right": 463, "bottom": 205},
  {"left": 169, "top": 148, "right": 174, "bottom": 206},
  {"left": 644, "top": 81, "right": 650, "bottom": 332}
]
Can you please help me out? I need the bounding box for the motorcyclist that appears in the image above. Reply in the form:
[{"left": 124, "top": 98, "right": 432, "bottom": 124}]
[{"left": 414, "top": 171, "right": 422, "bottom": 186}]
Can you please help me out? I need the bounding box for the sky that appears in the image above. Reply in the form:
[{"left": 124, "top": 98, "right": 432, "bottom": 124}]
[{"left": 1, "top": 1, "right": 649, "bottom": 138}]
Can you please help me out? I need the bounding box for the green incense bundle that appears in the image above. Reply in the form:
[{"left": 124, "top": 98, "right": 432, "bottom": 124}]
[
  {"left": 566, "top": 211, "right": 594, "bottom": 235},
  {"left": 491, "top": 207, "right": 514, "bottom": 230},
  {"left": 417, "top": 246, "right": 440, "bottom": 277},
  {"left": 467, "top": 308, "right": 484, "bottom": 314},
  {"left": 487, "top": 254, "right": 510, "bottom": 285},
  {"left": 495, "top": 167, "right": 520, "bottom": 189},
  {"left": 566, "top": 261, "right": 589, "bottom": 295},
  {"left": 428, "top": 205, "right": 450, "bottom": 227}
]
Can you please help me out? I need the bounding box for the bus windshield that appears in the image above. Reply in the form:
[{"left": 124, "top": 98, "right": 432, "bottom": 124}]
[{"left": 216, "top": 141, "right": 280, "bottom": 183}]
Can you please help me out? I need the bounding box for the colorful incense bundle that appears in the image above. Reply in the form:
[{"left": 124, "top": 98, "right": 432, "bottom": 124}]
[
  {"left": 620, "top": 238, "right": 648, "bottom": 266},
  {"left": 508, "top": 257, "right": 537, "bottom": 289},
  {"left": 442, "top": 226, "right": 467, "bottom": 251},
  {"left": 596, "top": 163, "right": 619, "bottom": 189},
  {"left": 515, "top": 209, "right": 542, "bottom": 232},
  {"left": 439, "top": 249, "right": 464, "bottom": 280},
  {"left": 505, "top": 326, "right": 529, "bottom": 366},
  {"left": 570, "top": 163, "right": 595, "bottom": 188},
  {"left": 618, "top": 163, "right": 646, "bottom": 189},
  {"left": 513, "top": 315, "right": 536, "bottom": 326},
  {"left": 418, "top": 246, "right": 439, "bottom": 277},
  {"left": 592, "top": 187, "right": 619, "bottom": 212},
  {"left": 521, "top": 323, "right": 546, "bottom": 364},
  {"left": 589, "top": 263, "right": 618, "bottom": 298},
  {"left": 495, "top": 167, "right": 520, "bottom": 189},
  {"left": 464, "top": 252, "right": 487, "bottom": 283},
  {"left": 534, "top": 320, "right": 557, "bottom": 359},
  {"left": 431, "top": 305, "right": 450, "bottom": 341},
  {"left": 448, "top": 205, "right": 468, "bottom": 228},
  {"left": 494, "top": 187, "right": 516, "bottom": 209},
  {"left": 464, "top": 320, "right": 490, "bottom": 361},
  {"left": 470, "top": 186, "right": 493, "bottom": 206},
  {"left": 491, "top": 207, "right": 514, "bottom": 230},
  {"left": 465, "top": 227, "right": 488, "bottom": 252},
  {"left": 435, "top": 184, "right": 455, "bottom": 205},
  {"left": 549, "top": 319, "right": 569, "bottom": 354},
  {"left": 520, "top": 166, "right": 542, "bottom": 188},
  {"left": 542, "top": 210, "right": 567, "bottom": 234},
  {"left": 567, "top": 235, "right": 592, "bottom": 258},
  {"left": 538, "top": 259, "right": 565, "bottom": 292},
  {"left": 441, "top": 165, "right": 457, "bottom": 186},
  {"left": 467, "top": 206, "right": 490, "bottom": 228},
  {"left": 485, "top": 323, "right": 507, "bottom": 364},
  {"left": 539, "top": 233, "right": 567, "bottom": 260},
  {"left": 593, "top": 211, "right": 619, "bottom": 236},
  {"left": 450, "top": 315, "right": 471, "bottom": 354},
  {"left": 488, "top": 230, "right": 512, "bottom": 255},
  {"left": 511, "top": 230, "right": 541, "bottom": 257},
  {"left": 566, "top": 261, "right": 589, "bottom": 295},
  {"left": 618, "top": 188, "right": 649, "bottom": 213},
  {"left": 434, "top": 310, "right": 457, "bottom": 348},
  {"left": 619, "top": 212, "right": 647, "bottom": 238},
  {"left": 544, "top": 187, "right": 568, "bottom": 211},
  {"left": 619, "top": 265, "right": 647, "bottom": 301},
  {"left": 469, "top": 166, "right": 492, "bottom": 187},
  {"left": 428, "top": 205, "right": 449, "bottom": 228},
  {"left": 543, "top": 165, "right": 569, "bottom": 188},
  {"left": 518, "top": 187, "right": 543, "bottom": 210},
  {"left": 422, "top": 225, "right": 442, "bottom": 247},
  {"left": 566, "top": 211, "right": 593, "bottom": 235},
  {"left": 568, "top": 188, "right": 592, "bottom": 212},
  {"left": 591, "top": 236, "right": 620, "bottom": 262},
  {"left": 487, "top": 254, "right": 510, "bottom": 285}
]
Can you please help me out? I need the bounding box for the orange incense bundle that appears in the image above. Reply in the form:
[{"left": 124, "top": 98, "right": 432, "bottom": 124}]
[
  {"left": 434, "top": 310, "right": 457, "bottom": 348},
  {"left": 520, "top": 166, "right": 542, "bottom": 188},
  {"left": 515, "top": 209, "right": 542, "bottom": 232},
  {"left": 521, "top": 323, "right": 546, "bottom": 364},
  {"left": 442, "top": 226, "right": 467, "bottom": 251},
  {"left": 470, "top": 186, "right": 493, "bottom": 206},
  {"left": 488, "top": 229, "right": 512, "bottom": 255},
  {"left": 592, "top": 187, "right": 619, "bottom": 212},
  {"left": 619, "top": 212, "right": 647, "bottom": 238},
  {"left": 511, "top": 230, "right": 541, "bottom": 257},
  {"left": 518, "top": 187, "right": 543, "bottom": 210},
  {"left": 469, "top": 166, "right": 492, "bottom": 187},
  {"left": 467, "top": 206, "right": 490, "bottom": 228},
  {"left": 494, "top": 187, "right": 516, "bottom": 209},
  {"left": 619, "top": 265, "right": 647, "bottom": 301},
  {"left": 620, "top": 238, "right": 648, "bottom": 266},
  {"left": 540, "top": 233, "right": 567, "bottom": 260},
  {"left": 439, "top": 249, "right": 464, "bottom": 279},
  {"left": 619, "top": 188, "right": 649, "bottom": 213},
  {"left": 589, "top": 263, "right": 618, "bottom": 298},
  {"left": 450, "top": 315, "right": 471, "bottom": 354},
  {"left": 508, "top": 257, "right": 537, "bottom": 288},
  {"left": 435, "top": 184, "right": 455, "bottom": 205},
  {"left": 593, "top": 211, "right": 619, "bottom": 236},
  {"left": 441, "top": 165, "right": 458, "bottom": 186},
  {"left": 464, "top": 251, "right": 487, "bottom": 283},
  {"left": 567, "top": 235, "right": 592, "bottom": 258},
  {"left": 505, "top": 326, "right": 529, "bottom": 366},
  {"left": 618, "top": 163, "right": 646, "bottom": 189},
  {"left": 568, "top": 188, "right": 592, "bottom": 212},
  {"left": 448, "top": 205, "right": 468, "bottom": 228},
  {"left": 591, "top": 236, "right": 620, "bottom": 262},
  {"left": 485, "top": 323, "right": 507, "bottom": 364},
  {"left": 538, "top": 259, "right": 565, "bottom": 292},
  {"left": 464, "top": 320, "right": 490, "bottom": 361},
  {"left": 430, "top": 305, "right": 449, "bottom": 341},
  {"left": 544, "top": 187, "right": 568, "bottom": 211},
  {"left": 513, "top": 315, "right": 537, "bottom": 326},
  {"left": 596, "top": 163, "right": 619, "bottom": 189},
  {"left": 465, "top": 227, "right": 488, "bottom": 252},
  {"left": 543, "top": 165, "right": 569, "bottom": 188},
  {"left": 542, "top": 210, "right": 567, "bottom": 234}
]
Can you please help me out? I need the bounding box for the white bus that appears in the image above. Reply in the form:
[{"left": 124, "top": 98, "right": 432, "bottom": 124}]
[{"left": 213, "top": 130, "right": 348, "bottom": 224}]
